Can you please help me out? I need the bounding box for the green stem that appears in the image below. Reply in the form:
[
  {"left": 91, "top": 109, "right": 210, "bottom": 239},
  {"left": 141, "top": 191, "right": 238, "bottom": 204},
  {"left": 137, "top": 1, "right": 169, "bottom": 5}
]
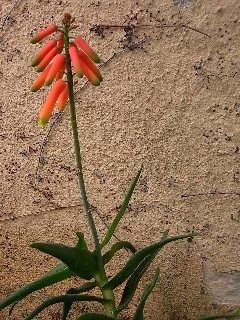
[
  {"left": 63, "top": 26, "right": 103, "bottom": 275},
  {"left": 94, "top": 273, "right": 116, "bottom": 318},
  {"left": 63, "top": 26, "right": 116, "bottom": 318}
]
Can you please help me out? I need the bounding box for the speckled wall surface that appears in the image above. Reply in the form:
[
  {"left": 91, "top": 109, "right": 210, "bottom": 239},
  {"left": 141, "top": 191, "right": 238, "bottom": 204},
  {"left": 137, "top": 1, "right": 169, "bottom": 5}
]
[{"left": 0, "top": 0, "right": 239, "bottom": 319}]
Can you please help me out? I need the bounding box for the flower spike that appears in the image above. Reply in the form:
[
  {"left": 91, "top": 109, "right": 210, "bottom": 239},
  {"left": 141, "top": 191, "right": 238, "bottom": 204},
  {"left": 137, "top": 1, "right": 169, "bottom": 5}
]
[
  {"left": 75, "top": 36, "right": 100, "bottom": 63},
  {"left": 31, "top": 24, "right": 58, "bottom": 44},
  {"left": 38, "top": 79, "right": 66, "bottom": 126},
  {"left": 31, "top": 39, "right": 57, "bottom": 67},
  {"left": 45, "top": 54, "right": 65, "bottom": 86},
  {"left": 31, "top": 14, "right": 103, "bottom": 125},
  {"left": 35, "top": 46, "right": 60, "bottom": 72}
]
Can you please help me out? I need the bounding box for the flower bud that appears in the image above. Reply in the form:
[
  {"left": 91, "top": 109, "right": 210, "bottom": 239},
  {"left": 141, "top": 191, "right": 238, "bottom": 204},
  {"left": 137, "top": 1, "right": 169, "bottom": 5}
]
[
  {"left": 56, "top": 86, "right": 68, "bottom": 111},
  {"left": 31, "top": 39, "right": 57, "bottom": 67},
  {"left": 35, "top": 46, "right": 60, "bottom": 72},
  {"left": 69, "top": 45, "right": 83, "bottom": 78},
  {"left": 31, "top": 24, "right": 58, "bottom": 44},
  {"left": 75, "top": 36, "right": 100, "bottom": 63},
  {"left": 69, "top": 45, "right": 100, "bottom": 85},
  {"left": 45, "top": 54, "right": 65, "bottom": 86},
  {"left": 55, "top": 62, "right": 66, "bottom": 80},
  {"left": 31, "top": 65, "right": 51, "bottom": 92},
  {"left": 38, "top": 79, "right": 66, "bottom": 126},
  {"left": 77, "top": 48, "right": 102, "bottom": 82}
]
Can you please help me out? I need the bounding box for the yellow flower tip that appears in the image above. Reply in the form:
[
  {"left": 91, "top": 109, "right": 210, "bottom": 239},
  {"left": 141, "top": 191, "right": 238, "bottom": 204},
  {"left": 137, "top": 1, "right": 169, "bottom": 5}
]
[
  {"left": 31, "top": 58, "right": 39, "bottom": 67},
  {"left": 31, "top": 24, "right": 58, "bottom": 44},
  {"left": 76, "top": 71, "right": 83, "bottom": 78},
  {"left": 38, "top": 118, "right": 48, "bottom": 127},
  {"left": 35, "top": 66, "right": 43, "bottom": 72},
  {"left": 92, "top": 79, "right": 100, "bottom": 86},
  {"left": 91, "top": 53, "right": 101, "bottom": 64},
  {"left": 31, "top": 38, "right": 37, "bottom": 44},
  {"left": 44, "top": 79, "right": 53, "bottom": 86}
]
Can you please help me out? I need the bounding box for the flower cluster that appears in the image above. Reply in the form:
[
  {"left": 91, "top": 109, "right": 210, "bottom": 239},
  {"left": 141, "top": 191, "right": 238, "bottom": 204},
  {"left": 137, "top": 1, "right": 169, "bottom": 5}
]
[{"left": 31, "top": 20, "right": 102, "bottom": 126}]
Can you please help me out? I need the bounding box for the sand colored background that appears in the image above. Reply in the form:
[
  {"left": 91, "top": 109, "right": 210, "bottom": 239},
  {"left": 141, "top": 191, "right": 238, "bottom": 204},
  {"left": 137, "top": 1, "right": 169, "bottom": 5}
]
[{"left": 0, "top": 0, "right": 240, "bottom": 319}]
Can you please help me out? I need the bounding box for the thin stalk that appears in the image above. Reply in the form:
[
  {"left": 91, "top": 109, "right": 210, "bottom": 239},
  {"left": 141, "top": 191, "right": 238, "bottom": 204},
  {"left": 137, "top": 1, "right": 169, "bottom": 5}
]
[
  {"left": 63, "top": 26, "right": 116, "bottom": 318},
  {"left": 63, "top": 26, "right": 104, "bottom": 276}
]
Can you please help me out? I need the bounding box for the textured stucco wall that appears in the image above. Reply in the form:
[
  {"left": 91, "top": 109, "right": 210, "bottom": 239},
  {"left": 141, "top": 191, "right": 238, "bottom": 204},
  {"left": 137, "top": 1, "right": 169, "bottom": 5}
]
[{"left": 0, "top": 0, "right": 240, "bottom": 319}]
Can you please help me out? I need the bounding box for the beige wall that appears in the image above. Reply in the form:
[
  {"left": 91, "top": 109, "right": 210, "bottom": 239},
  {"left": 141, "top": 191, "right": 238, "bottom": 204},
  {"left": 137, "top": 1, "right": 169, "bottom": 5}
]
[{"left": 0, "top": 0, "right": 239, "bottom": 319}]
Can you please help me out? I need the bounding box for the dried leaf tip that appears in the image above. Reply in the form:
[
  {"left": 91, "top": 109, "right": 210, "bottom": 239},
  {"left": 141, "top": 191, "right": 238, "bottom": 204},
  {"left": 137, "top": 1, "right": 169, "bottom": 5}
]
[{"left": 62, "top": 13, "right": 75, "bottom": 27}]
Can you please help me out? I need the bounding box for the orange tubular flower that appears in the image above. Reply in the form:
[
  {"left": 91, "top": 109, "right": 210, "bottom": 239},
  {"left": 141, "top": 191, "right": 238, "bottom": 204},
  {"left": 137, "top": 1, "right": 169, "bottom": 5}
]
[
  {"left": 78, "top": 60, "right": 100, "bottom": 86},
  {"left": 69, "top": 45, "right": 100, "bottom": 85},
  {"left": 77, "top": 48, "right": 102, "bottom": 82},
  {"left": 69, "top": 45, "right": 83, "bottom": 78},
  {"left": 36, "top": 46, "right": 60, "bottom": 72},
  {"left": 45, "top": 54, "right": 65, "bottom": 86},
  {"left": 31, "top": 65, "right": 51, "bottom": 92},
  {"left": 56, "top": 86, "right": 69, "bottom": 111},
  {"left": 39, "top": 79, "right": 66, "bottom": 126},
  {"left": 31, "top": 39, "right": 57, "bottom": 67},
  {"left": 31, "top": 24, "right": 58, "bottom": 44},
  {"left": 75, "top": 36, "right": 100, "bottom": 63},
  {"left": 55, "top": 61, "right": 66, "bottom": 80}
]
